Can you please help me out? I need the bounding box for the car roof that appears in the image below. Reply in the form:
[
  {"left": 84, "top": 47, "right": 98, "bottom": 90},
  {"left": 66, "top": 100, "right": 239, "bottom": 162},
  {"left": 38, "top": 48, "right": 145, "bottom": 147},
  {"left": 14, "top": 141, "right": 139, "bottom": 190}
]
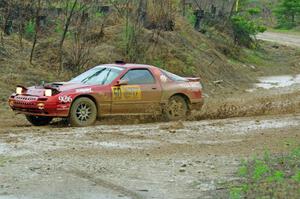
[{"left": 95, "top": 63, "right": 155, "bottom": 69}]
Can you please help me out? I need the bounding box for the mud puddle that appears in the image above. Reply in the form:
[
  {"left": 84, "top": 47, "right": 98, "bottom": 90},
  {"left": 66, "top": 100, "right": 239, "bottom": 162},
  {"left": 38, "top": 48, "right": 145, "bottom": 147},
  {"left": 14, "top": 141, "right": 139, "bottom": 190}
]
[{"left": 247, "top": 74, "right": 300, "bottom": 92}]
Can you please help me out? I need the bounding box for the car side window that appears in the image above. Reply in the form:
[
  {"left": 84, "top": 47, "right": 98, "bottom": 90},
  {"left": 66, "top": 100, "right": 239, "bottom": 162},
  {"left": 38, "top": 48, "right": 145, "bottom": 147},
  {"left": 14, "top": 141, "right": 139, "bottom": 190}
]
[{"left": 121, "top": 69, "right": 155, "bottom": 85}]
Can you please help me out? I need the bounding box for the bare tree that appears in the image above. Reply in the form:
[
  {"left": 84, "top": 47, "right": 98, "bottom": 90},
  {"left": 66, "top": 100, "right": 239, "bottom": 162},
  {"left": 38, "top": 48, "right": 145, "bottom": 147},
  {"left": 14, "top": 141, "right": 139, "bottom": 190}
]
[
  {"left": 147, "top": 0, "right": 176, "bottom": 31},
  {"left": 30, "top": 0, "right": 42, "bottom": 64},
  {"left": 229, "top": 0, "right": 239, "bottom": 17},
  {"left": 58, "top": 0, "right": 78, "bottom": 72},
  {"left": 1, "top": 0, "right": 15, "bottom": 36},
  {"left": 137, "top": 0, "right": 147, "bottom": 25},
  {"left": 66, "top": 1, "right": 96, "bottom": 72},
  {"left": 182, "top": 0, "right": 186, "bottom": 16},
  {"left": 66, "top": 33, "right": 91, "bottom": 72},
  {"left": 16, "top": 0, "right": 33, "bottom": 50}
]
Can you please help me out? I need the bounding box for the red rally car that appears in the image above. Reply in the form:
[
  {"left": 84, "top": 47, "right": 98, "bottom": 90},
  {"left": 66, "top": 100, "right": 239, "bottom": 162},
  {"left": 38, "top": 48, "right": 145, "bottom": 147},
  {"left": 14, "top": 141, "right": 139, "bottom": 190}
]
[{"left": 8, "top": 62, "right": 204, "bottom": 127}]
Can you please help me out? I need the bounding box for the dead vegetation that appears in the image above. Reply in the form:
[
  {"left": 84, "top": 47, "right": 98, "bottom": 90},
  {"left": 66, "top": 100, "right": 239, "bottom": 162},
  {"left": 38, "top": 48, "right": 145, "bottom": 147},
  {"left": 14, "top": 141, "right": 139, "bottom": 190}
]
[{"left": 0, "top": 1, "right": 251, "bottom": 97}]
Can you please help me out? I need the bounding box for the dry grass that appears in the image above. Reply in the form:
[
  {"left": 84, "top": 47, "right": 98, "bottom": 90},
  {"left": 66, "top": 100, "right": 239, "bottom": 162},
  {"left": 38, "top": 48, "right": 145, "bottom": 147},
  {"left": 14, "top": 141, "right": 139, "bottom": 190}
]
[{"left": 0, "top": 13, "right": 300, "bottom": 103}]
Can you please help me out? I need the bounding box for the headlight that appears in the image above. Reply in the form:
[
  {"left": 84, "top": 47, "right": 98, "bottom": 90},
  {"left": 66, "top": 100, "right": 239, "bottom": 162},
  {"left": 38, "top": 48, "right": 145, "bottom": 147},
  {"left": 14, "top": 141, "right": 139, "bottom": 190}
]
[
  {"left": 16, "top": 87, "right": 23, "bottom": 94},
  {"left": 44, "top": 89, "right": 52, "bottom": 97}
]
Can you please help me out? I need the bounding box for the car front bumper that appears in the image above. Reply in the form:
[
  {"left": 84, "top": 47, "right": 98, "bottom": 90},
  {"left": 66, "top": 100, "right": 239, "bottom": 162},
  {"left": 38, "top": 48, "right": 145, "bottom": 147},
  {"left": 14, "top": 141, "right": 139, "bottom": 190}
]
[{"left": 8, "top": 95, "right": 70, "bottom": 117}]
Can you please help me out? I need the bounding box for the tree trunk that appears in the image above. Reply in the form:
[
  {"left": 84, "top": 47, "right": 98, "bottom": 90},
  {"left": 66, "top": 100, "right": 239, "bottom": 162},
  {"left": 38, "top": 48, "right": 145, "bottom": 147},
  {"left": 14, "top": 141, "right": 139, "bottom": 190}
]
[
  {"left": 182, "top": 0, "right": 186, "bottom": 16},
  {"left": 125, "top": 0, "right": 130, "bottom": 56},
  {"left": 30, "top": 0, "right": 41, "bottom": 64},
  {"left": 229, "top": 0, "right": 238, "bottom": 17},
  {"left": 137, "top": 0, "right": 147, "bottom": 25},
  {"left": 18, "top": 24, "right": 24, "bottom": 50},
  {"left": 3, "top": 4, "right": 12, "bottom": 36},
  {"left": 291, "top": 14, "right": 295, "bottom": 23},
  {"left": 59, "top": 0, "right": 78, "bottom": 72},
  {"left": 0, "top": 32, "right": 4, "bottom": 48},
  {"left": 235, "top": 0, "right": 240, "bottom": 12}
]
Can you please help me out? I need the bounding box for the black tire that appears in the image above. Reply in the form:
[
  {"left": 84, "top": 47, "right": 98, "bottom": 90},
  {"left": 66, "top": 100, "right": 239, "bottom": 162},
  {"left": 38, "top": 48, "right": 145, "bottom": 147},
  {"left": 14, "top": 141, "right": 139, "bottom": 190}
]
[
  {"left": 68, "top": 97, "right": 97, "bottom": 127},
  {"left": 26, "top": 115, "right": 53, "bottom": 126},
  {"left": 163, "top": 95, "right": 188, "bottom": 121}
]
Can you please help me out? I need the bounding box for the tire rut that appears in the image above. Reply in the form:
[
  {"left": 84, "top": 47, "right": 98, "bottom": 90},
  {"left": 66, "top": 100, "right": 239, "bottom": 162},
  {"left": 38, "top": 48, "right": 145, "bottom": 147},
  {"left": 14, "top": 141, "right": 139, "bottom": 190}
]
[{"left": 66, "top": 169, "right": 143, "bottom": 199}]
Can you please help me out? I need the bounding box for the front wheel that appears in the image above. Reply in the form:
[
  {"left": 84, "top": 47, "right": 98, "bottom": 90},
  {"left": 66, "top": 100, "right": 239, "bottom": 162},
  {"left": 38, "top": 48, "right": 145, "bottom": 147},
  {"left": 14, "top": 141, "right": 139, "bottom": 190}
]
[
  {"left": 163, "top": 95, "right": 188, "bottom": 121},
  {"left": 68, "top": 97, "right": 97, "bottom": 127},
  {"left": 26, "top": 115, "right": 53, "bottom": 126}
]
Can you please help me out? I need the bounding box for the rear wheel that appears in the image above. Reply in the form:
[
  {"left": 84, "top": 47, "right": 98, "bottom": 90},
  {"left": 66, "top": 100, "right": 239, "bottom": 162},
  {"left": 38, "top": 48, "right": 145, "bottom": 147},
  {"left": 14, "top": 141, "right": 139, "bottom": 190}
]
[
  {"left": 68, "top": 97, "right": 97, "bottom": 127},
  {"left": 26, "top": 115, "right": 53, "bottom": 126},
  {"left": 163, "top": 95, "right": 188, "bottom": 121}
]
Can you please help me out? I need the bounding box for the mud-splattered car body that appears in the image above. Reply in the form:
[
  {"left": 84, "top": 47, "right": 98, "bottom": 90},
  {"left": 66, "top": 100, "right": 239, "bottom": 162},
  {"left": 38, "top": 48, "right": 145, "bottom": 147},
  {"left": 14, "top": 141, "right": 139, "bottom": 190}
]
[{"left": 8, "top": 63, "right": 204, "bottom": 126}]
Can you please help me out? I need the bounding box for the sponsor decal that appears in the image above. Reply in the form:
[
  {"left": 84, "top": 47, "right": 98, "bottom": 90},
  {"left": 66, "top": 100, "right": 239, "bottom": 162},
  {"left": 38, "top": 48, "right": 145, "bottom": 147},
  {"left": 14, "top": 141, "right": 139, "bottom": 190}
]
[
  {"left": 112, "top": 86, "right": 142, "bottom": 100},
  {"left": 57, "top": 104, "right": 69, "bottom": 111},
  {"left": 160, "top": 75, "right": 167, "bottom": 83},
  {"left": 58, "top": 96, "right": 73, "bottom": 103},
  {"left": 15, "top": 96, "right": 38, "bottom": 101},
  {"left": 182, "top": 82, "right": 201, "bottom": 90},
  {"left": 76, "top": 88, "right": 92, "bottom": 93}
]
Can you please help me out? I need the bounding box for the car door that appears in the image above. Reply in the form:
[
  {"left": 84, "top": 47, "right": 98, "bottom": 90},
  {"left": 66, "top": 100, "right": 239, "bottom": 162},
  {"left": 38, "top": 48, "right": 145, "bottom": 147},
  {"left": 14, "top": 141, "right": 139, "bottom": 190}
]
[
  {"left": 111, "top": 68, "right": 162, "bottom": 114},
  {"left": 87, "top": 67, "right": 125, "bottom": 116}
]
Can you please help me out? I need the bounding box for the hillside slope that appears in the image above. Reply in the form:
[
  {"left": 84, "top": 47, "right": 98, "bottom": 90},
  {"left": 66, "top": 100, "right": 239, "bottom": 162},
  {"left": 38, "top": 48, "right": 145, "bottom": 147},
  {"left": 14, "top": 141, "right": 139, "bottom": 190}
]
[{"left": 0, "top": 14, "right": 300, "bottom": 100}]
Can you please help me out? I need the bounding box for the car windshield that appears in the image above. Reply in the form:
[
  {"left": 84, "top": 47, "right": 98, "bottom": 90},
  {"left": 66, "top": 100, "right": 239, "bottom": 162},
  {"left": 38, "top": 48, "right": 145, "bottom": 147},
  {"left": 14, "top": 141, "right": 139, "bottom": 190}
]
[{"left": 69, "top": 66, "right": 124, "bottom": 85}]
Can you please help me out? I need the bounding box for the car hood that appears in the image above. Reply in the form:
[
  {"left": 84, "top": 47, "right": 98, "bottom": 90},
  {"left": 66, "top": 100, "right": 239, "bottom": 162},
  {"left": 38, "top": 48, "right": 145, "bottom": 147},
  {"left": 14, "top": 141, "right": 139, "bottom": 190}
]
[
  {"left": 23, "top": 82, "right": 92, "bottom": 96},
  {"left": 45, "top": 82, "right": 89, "bottom": 91}
]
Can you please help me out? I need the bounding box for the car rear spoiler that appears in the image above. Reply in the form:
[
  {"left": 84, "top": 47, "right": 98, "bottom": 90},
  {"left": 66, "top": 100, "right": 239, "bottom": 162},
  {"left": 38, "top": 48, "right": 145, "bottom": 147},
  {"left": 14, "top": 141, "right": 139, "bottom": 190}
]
[{"left": 186, "top": 77, "right": 201, "bottom": 82}]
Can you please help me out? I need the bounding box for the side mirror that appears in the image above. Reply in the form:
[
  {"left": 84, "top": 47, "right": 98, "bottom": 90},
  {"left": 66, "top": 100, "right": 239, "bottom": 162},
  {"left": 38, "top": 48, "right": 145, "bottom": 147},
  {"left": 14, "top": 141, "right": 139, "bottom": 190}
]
[{"left": 116, "top": 79, "right": 128, "bottom": 86}]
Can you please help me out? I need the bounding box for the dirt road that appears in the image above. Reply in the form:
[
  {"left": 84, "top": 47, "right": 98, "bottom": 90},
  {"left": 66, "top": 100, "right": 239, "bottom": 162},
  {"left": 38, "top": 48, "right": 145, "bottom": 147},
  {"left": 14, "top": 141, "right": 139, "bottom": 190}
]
[
  {"left": 1, "top": 32, "right": 300, "bottom": 199},
  {"left": 1, "top": 81, "right": 300, "bottom": 199},
  {"left": 0, "top": 113, "right": 299, "bottom": 199},
  {"left": 257, "top": 31, "right": 300, "bottom": 47}
]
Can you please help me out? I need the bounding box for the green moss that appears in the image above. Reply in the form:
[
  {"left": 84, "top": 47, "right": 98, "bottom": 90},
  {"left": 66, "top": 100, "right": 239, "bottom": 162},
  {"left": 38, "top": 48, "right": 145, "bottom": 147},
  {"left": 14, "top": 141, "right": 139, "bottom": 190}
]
[
  {"left": 253, "top": 160, "right": 271, "bottom": 181},
  {"left": 267, "top": 170, "right": 285, "bottom": 182},
  {"left": 25, "top": 20, "right": 35, "bottom": 39},
  {"left": 238, "top": 165, "right": 248, "bottom": 177},
  {"left": 292, "top": 171, "right": 300, "bottom": 183},
  {"left": 241, "top": 48, "right": 269, "bottom": 66},
  {"left": 230, "top": 187, "right": 243, "bottom": 199},
  {"left": 186, "top": 8, "right": 196, "bottom": 27},
  {"left": 229, "top": 146, "right": 300, "bottom": 198}
]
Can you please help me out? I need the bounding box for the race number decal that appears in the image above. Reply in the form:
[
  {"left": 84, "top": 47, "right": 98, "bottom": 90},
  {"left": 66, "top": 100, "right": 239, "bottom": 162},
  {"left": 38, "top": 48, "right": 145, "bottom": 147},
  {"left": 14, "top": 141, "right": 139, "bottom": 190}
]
[
  {"left": 112, "top": 86, "right": 142, "bottom": 100},
  {"left": 123, "top": 86, "right": 142, "bottom": 100},
  {"left": 112, "top": 87, "right": 122, "bottom": 100}
]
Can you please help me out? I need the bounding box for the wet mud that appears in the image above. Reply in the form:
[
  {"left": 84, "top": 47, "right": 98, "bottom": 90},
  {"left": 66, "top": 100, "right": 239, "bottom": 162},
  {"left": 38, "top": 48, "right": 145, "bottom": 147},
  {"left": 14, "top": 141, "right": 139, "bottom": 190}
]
[{"left": 1, "top": 76, "right": 300, "bottom": 198}]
